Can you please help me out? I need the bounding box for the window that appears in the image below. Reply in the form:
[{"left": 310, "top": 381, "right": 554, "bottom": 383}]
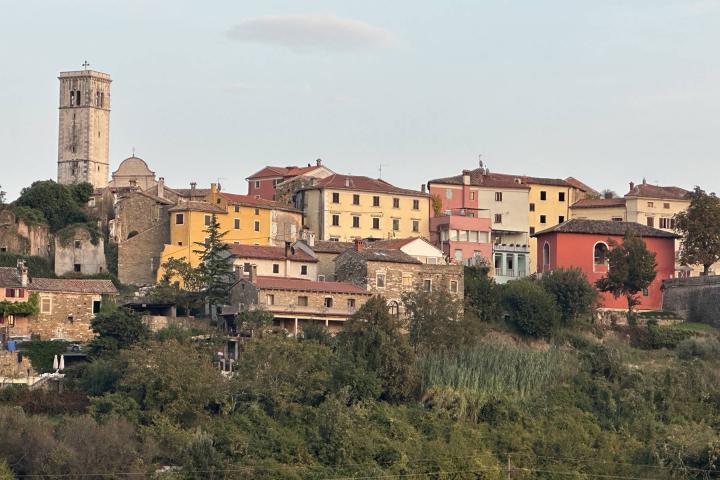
[
  {"left": 558, "top": 215, "right": 565, "bottom": 223},
  {"left": 647, "top": 201, "right": 654, "bottom": 208},
  {"left": 529, "top": 226, "right": 536, "bottom": 235},
  {"left": 660, "top": 218, "right": 675, "bottom": 229},
  {"left": 454, "top": 249, "right": 463, "bottom": 262},
  {"left": 413, "top": 199, "right": 420, "bottom": 210},
  {"left": 529, "top": 203, "right": 535, "bottom": 212},
  {"left": 70, "top": 90, "right": 75, "bottom": 106},
  {"left": 41, "top": 297, "right": 51, "bottom": 314},
  {"left": 318, "top": 275, "right": 325, "bottom": 281},
  {"left": 540, "top": 191, "right": 547, "bottom": 201},
  {"left": 494, "top": 253, "right": 503, "bottom": 273},
  {"left": 272, "top": 263, "right": 280, "bottom": 274},
  {"left": 332, "top": 192, "right": 340, "bottom": 203},
  {"left": 495, "top": 192, "right": 503, "bottom": 202},
  {"left": 254, "top": 221, "right": 260, "bottom": 232},
  {"left": 234, "top": 218, "right": 240, "bottom": 229},
  {"left": 392, "top": 219, "right": 400, "bottom": 231},
  {"left": 646, "top": 217, "right": 655, "bottom": 227},
  {"left": 376, "top": 273, "right": 386, "bottom": 288},
  {"left": 352, "top": 216, "right": 360, "bottom": 228},
  {"left": 450, "top": 280, "right": 458, "bottom": 293},
  {"left": 267, "top": 294, "right": 275, "bottom": 305},
  {"left": 664, "top": 203, "right": 670, "bottom": 209},
  {"left": 412, "top": 220, "right": 420, "bottom": 233},
  {"left": 540, "top": 215, "right": 547, "bottom": 224},
  {"left": 175, "top": 213, "right": 184, "bottom": 225},
  {"left": 393, "top": 198, "right": 400, "bottom": 208},
  {"left": 235, "top": 205, "right": 240, "bottom": 213},
  {"left": 254, "top": 208, "right": 259, "bottom": 215},
  {"left": 372, "top": 217, "right": 380, "bottom": 229},
  {"left": 178, "top": 242, "right": 183, "bottom": 246},
  {"left": 5, "top": 288, "right": 16, "bottom": 298},
  {"left": 204, "top": 215, "right": 211, "bottom": 226},
  {"left": 506, "top": 255, "right": 514, "bottom": 274},
  {"left": 402, "top": 274, "right": 413, "bottom": 287},
  {"left": 470, "top": 192, "right": 475, "bottom": 200},
  {"left": 612, "top": 217, "right": 623, "bottom": 222},
  {"left": 92, "top": 300, "right": 102, "bottom": 314},
  {"left": 324, "top": 297, "right": 333, "bottom": 308},
  {"left": 297, "top": 296, "right": 308, "bottom": 306},
  {"left": 642, "top": 288, "right": 649, "bottom": 297},
  {"left": 388, "top": 301, "right": 400, "bottom": 317},
  {"left": 347, "top": 298, "right": 356, "bottom": 308},
  {"left": 254, "top": 180, "right": 260, "bottom": 189},
  {"left": 558, "top": 192, "right": 565, "bottom": 202},
  {"left": 352, "top": 194, "right": 360, "bottom": 205},
  {"left": 332, "top": 215, "right": 340, "bottom": 226},
  {"left": 445, "top": 189, "right": 453, "bottom": 199},
  {"left": 372, "top": 196, "right": 380, "bottom": 206},
  {"left": 272, "top": 179, "right": 279, "bottom": 186},
  {"left": 594, "top": 242, "right": 609, "bottom": 268},
  {"left": 301, "top": 265, "right": 308, "bottom": 275},
  {"left": 74, "top": 240, "right": 82, "bottom": 249},
  {"left": 543, "top": 242, "right": 550, "bottom": 269},
  {"left": 74, "top": 263, "right": 81, "bottom": 273},
  {"left": 423, "top": 279, "right": 432, "bottom": 292},
  {"left": 494, "top": 214, "right": 502, "bottom": 224},
  {"left": 517, "top": 254, "right": 527, "bottom": 276},
  {"left": 243, "top": 262, "right": 251, "bottom": 272}
]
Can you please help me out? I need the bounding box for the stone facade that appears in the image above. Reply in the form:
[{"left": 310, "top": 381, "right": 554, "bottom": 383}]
[
  {"left": 31, "top": 290, "right": 106, "bottom": 341},
  {"left": 0, "top": 350, "right": 33, "bottom": 380},
  {"left": 57, "top": 69, "right": 111, "bottom": 188},
  {"left": 662, "top": 276, "right": 720, "bottom": 325},
  {"left": 54, "top": 226, "right": 108, "bottom": 276},
  {"left": 0, "top": 209, "right": 50, "bottom": 258}
]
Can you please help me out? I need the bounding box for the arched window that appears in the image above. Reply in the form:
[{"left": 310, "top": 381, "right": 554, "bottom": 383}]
[
  {"left": 542, "top": 242, "right": 550, "bottom": 271},
  {"left": 594, "top": 242, "right": 609, "bottom": 271},
  {"left": 388, "top": 301, "right": 400, "bottom": 318}
]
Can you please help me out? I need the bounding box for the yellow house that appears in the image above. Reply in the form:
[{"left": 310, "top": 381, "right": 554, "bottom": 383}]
[
  {"left": 294, "top": 174, "right": 430, "bottom": 242},
  {"left": 158, "top": 184, "right": 302, "bottom": 278}
]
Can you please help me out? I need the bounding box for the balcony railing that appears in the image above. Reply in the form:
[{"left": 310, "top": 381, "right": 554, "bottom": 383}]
[
  {"left": 255, "top": 303, "right": 359, "bottom": 318},
  {"left": 436, "top": 208, "right": 491, "bottom": 218}
]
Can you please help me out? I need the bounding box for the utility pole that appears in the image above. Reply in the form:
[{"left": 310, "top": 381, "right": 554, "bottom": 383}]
[{"left": 506, "top": 453, "right": 512, "bottom": 479}]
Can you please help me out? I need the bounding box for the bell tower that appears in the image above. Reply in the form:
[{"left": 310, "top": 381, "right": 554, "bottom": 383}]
[{"left": 57, "top": 62, "right": 111, "bottom": 188}]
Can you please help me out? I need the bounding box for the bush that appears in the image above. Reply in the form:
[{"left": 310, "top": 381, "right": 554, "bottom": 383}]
[
  {"left": 647, "top": 324, "right": 695, "bottom": 349},
  {"left": 677, "top": 337, "right": 720, "bottom": 360},
  {"left": 464, "top": 265, "right": 501, "bottom": 322},
  {"left": 501, "top": 279, "right": 561, "bottom": 337},
  {"left": 22, "top": 340, "right": 68, "bottom": 373},
  {"left": 0, "top": 252, "right": 55, "bottom": 277},
  {"left": 540, "top": 268, "right": 597, "bottom": 324}
]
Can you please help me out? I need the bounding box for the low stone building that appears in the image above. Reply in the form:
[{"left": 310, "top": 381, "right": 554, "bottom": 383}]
[
  {"left": 335, "top": 239, "right": 464, "bottom": 317},
  {"left": 54, "top": 225, "right": 108, "bottom": 276},
  {"left": 228, "top": 243, "right": 318, "bottom": 280},
  {"left": 0, "top": 209, "right": 50, "bottom": 258},
  {"left": 302, "top": 240, "right": 353, "bottom": 281}
]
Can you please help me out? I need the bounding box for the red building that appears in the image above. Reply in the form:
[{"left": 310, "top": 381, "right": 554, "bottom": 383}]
[
  {"left": 533, "top": 219, "right": 678, "bottom": 310},
  {"left": 246, "top": 160, "right": 333, "bottom": 200}
]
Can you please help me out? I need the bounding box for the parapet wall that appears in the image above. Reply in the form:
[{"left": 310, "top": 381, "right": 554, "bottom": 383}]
[{"left": 662, "top": 276, "right": 720, "bottom": 325}]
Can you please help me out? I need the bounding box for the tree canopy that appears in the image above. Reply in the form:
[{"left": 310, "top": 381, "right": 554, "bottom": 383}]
[
  {"left": 13, "top": 180, "right": 92, "bottom": 231},
  {"left": 193, "top": 214, "right": 235, "bottom": 318},
  {"left": 674, "top": 186, "right": 720, "bottom": 275}
]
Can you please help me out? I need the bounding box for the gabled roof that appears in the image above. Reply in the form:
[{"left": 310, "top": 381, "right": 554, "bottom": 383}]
[
  {"left": 571, "top": 198, "right": 627, "bottom": 209},
  {"left": 354, "top": 248, "right": 423, "bottom": 264},
  {"left": 625, "top": 183, "right": 689, "bottom": 200},
  {"left": 311, "top": 241, "right": 354, "bottom": 254},
  {"left": 0, "top": 267, "right": 22, "bottom": 288},
  {"left": 168, "top": 201, "right": 225, "bottom": 213},
  {"left": 169, "top": 187, "right": 212, "bottom": 198},
  {"left": 28, "top": 277, "right": 118, "bottom": 294},
  {"left": 299, "top": 174, "right": 427, "bottom": 197},
  {"left": 428, "top": 169, "right": 531, "bottom": 190},
  {"left": 228, "top": 244, "right": 317, "bottom": 263},
  {"left": 565, "top": 177, "right": 598, "bottom": 195},
  {"left": 252, "top": 276, "right": 369, "bottom": 294},
  {"left": 532, "top": 218, "right": 679, "bottom": 239},
  {"left": 246, "top": 165, "right": 320, "bottom": 180},
  {"left": 366, "top": 237, "right": 422, "bottom": 250},
  {"left": 218, "top": 192, "right": 300, "bottom": 213}
]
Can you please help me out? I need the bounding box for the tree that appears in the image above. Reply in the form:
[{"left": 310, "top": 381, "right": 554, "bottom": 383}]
[
  {"left": 13, "top": 180, "right": 90, "bottom": 231},
  {"left": 464, "top": 265, "right": 501, "bottom": 322},
  {"left": 88, "top": 307, "right": 149, "bottom": 356},
  {"left": 501, "top": 279, "right": 561, "bottom": 337},
  {"left": 402, "top": 287, "right": 467, "bottom": 352},
  {"left": 193, "top": 214, "right": 234, "bottom": 319},
  {"left": 540, "top": 268, "right": 597, "bottom": 325},
  {"left": 154, "top": 257, "right": 205, "bottom": 313},
  {"left": 595, "top": 231, "right": 657, "bottom": 321},
  {"left": 674, "top": 187, "right": 720, "bottom": 275},
  {"left": 333, "top": 296, "right": 417, "bottom": 403},
  {"left": 601, "top": 189, "right": 618, "bottom": 199}
]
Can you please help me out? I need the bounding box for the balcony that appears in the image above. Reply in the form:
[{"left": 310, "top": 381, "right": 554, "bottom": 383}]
[{"left": 254, "top": 303, "right": 359, "bottom": 320}]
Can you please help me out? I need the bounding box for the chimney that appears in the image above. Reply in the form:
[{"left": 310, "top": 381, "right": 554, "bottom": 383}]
[
  {"left": 354, "top": 237, "right": 364, "bottom": 252},
  {"left": 190, "top": 182, "right": 197, "bottom": 196},
  {"left": 210, "top": 183, "right": 219, "bottom": 204},
  {"left": 629, "top": 181, "right": 635, "bottom": 191},
  {"left": 158, "top": 177, "right": 165, "bottom": 199},
  {"left": 462, "top": 170, "right": 471, "bottom": 185},
  {"left": 249, "top": 264, "right": 257, "bottom": 284},
  {"left": 316, "top": 158, "right": 322, "bottom": 167},
  {"left": 17, "top": 260, "right": 28, "bottom": 287},
  {"left": 642, "top": 177, "right": 647, "bottom": 185},
  {"left": 284, "top": 241, "right": 291, "bottom": 258},
  {"left": 421, "top": 184, "right": 426, "bottom": 193}
]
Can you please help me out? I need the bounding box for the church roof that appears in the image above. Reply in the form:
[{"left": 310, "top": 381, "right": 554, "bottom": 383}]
[{"left": 111, "top": 156, "right": 155, "bottom": 178}]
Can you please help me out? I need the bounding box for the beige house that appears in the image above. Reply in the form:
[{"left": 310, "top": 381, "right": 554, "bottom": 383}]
[{"left": 228, "top": 243, "right": 318, "bottom": 280}]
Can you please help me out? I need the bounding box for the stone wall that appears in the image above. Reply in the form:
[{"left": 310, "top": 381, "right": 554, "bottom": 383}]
[
  {"left": 316, "top": 252, "right": 340, "bottom": 281},
  {"left": 0, "top": 210, "right": 50, "bottom": 258},
  {"left": 0, "top": 350, "right": 33, "bottom": 379},
  {"left": 662, "top": 276, "right": 720, "bottom": 325},
  {"left": 54, "top": 227, "right": 107, "bottom": 276},
  {"left": 31, "top": 291, "right": 106, "bottom": 341}
]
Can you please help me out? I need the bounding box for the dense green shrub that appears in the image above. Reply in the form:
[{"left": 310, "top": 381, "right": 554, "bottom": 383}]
[
  {"left": 464, "top": 265, "right": 501, "bottom": 322},
  {"left": 647, "top": 324, "right": 695, "bottom": 349},
  {"left": 501, "top": 279, "right": 561, "bottom": 337},
  {"left": 0, "top": 252, "right": 54, "bottom": 277},
  {"left": 22, "top": 340, "right": 68, "bottom": 373},
  {"left": 540, "top": 267, "right": 597, "bottom": 324},
  {"left": 677, "top": 337, "right": 720, "bottom": 360},
  {"left": 13, "top": 180, "right": 90, "bottom": 232}
]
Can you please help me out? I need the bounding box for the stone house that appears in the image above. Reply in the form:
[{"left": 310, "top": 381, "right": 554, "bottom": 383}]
[
  {"left": 335, "top": 239, "right": 464, "bottom": 317},
  {"left": 0, "top": 209, "right": 50, "bottom": 259},
  {"left": 225, "top": 267, "right": 371, "bottom": 335},
  {"left": 1, "top": 264, "right": 117, "bottom": 342},
  {"left": 228, "top": 243, "right": 318, "bottom": 280},
  {"left": 54, "top": 225, "right": 108, "bottom": 276},
  {"left": 298, "top": 240, "right": 353, "bottom": 281}
]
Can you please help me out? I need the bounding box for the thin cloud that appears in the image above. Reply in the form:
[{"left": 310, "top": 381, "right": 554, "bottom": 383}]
[{"left": 226, "top": 14, "right": 398, "bottom": 52}]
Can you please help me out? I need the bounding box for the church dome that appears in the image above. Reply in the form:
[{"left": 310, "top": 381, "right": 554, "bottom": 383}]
[{"left": 112, "top": 156, "right": 155, "bottom": 177}]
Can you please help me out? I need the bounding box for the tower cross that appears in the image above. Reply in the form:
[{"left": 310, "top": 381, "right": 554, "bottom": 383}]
[{"left": 82, "top": 60, "right": 90, "bottom": 71}]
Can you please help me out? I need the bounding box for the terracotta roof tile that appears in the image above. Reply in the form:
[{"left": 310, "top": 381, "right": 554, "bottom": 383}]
[
  {"left": 625, "top": 183, "right": 689, "bottom": 200},
  {"left": 228, "top": 244, "right": 317, "bottom": 262},
  {"left": 300, "top": 174, "right": 427, "bottom": 197},
  {"left": 168, "top": 201, "right": 225, "bottom": 213},
  {"left": 218, "top": 192, "right": 300, "bottom": 212},
  {"left": 565, "top": 177, "right": 598, "bottom": 194},
  {"left": 366, "top": 237, "right": 419, "bottom": 250},
  {"left": 169, "top": 188, "right": 212, "bottom": 198},
  {"left": 356, "top": 248, "right": 422, "bottom": 264},
  {"left": 311, "top": 241, "right": 354, "bottom": 254},
  {"left": 253, "top": 276, "right": 370, "bottom": 294},
  {"left": 571, "top": 198, "right": 627, "bottom": 209},
  {"left": 0, "top": 267, "right": 22, "bottom": 288},
  {"left": 429, "top": 169, "right": 532, "bottom": 189},
  {"left": 532, "top": 218, "right": 679, "bottom": 239},
  {"left": 28, "top": 277, "right": 118, "bottom": 294},
  {"left": 246, "top": 165, "right": 320, "bottom": 180}
]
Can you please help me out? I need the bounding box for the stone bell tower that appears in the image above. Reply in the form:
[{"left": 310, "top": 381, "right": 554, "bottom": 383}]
[{"left": 57, "top": 62, "right": 111, "bottom": 188}]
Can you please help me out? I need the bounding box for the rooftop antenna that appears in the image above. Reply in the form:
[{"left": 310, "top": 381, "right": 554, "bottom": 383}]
[
  {"left": 478, "top": 154, "right": 483, "bottom": 169},
  {"left": 378, "top": 164, "right": 388, "bottom": 179},
  {"left": 131, "top": 146, "right": 136, "bottom": 157},
  {"left": 82, "top": 60, "right": 90, "bottom": 71}
]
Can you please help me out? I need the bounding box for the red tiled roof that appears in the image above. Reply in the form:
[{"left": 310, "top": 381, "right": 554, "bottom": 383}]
[
  {"left": 169, "top": 188, "right": 212, "bottom": 198},
  {"left": 366, "top": 237, "right": 419, "bottom": 250},
  {"left": 311, "top": 241, "right": 354, "bottom": 254},
  {"left": 565, "top": 177, "right": 598, "bottom": 195},
  {"left": 625, "top": 183, "right": 689, "bottom": 200},
  {"left": 246, "top": 165, "right": 319, "bottom": 180},
  {"left": 0, "top": 267, "right": 22, "bottom": 288},
  {"left": 168, "top": 201, "right": 225, "bottom": 213},
  {"left": 219, "top": 192, "right": 300, "bottom": 212},
  {"left": 571, "top": 198, "right": 627, "bottom": 209},
  {"left": 228, "top": 244, "right": 317, "bottom": 263},
  {"left": 28, "top": 277, "right": 118, "bottom": 294},
  {"left": 253, "top": 276, "right": 369, "bottom": 294},
  {"left": 429, "top": 169, "right": 531, "bottom": 189},
  {"left": 300, "top": 174, "right": 427, "bottom": 197},
  {"left": 532, "top": 218, "right": 679, "bottom": 239}
]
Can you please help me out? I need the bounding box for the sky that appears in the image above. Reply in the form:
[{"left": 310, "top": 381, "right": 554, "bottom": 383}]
[{"left": 1, "top": 0, "right": 719, "bottom": 200}]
